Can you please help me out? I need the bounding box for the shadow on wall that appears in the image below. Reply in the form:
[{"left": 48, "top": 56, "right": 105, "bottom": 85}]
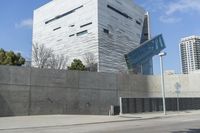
[
  {"left": 0, "top": 94, "right": 14, "bottom": 117},
  {"left": 172, "top": 129, "right": 200, "bottom": 133}
]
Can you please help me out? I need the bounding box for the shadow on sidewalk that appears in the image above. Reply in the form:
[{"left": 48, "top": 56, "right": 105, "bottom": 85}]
[
  {"left": 119, "top": 116, "right": 142, "bottom": 119},
  {"left": 172, "top": 128, "right": 200, "bottom": 133}
]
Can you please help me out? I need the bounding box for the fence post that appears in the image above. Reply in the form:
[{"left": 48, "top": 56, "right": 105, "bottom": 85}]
[{"left": 119, "top": 97, "right": 123, "bottom": 115}]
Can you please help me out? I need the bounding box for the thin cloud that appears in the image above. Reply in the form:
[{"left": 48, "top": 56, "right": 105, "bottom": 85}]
[
  {"left": 166, "top": 0, "right": 200, "bottom": 15},
  {"left": 15, "top": 18, "right": 33, "bottom": 29},
  {"left": 139, "top": 0, "right": 166, "bottom": 12},
  {"left": 137, "top": 0, "right": 200, "bottom": 24},
  {"left": 161, "top": 0, "right": 200, "bottom": 24},
  {"left": 159, "top": 16, "right": 181, "bottom": 24}
]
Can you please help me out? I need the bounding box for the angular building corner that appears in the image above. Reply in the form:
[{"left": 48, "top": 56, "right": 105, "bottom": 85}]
[{"left": 32, "top": 0, "right": 165, "bottom": 74}]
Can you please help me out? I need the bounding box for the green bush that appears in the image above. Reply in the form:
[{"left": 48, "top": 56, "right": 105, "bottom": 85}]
[
  {"left": 0, "top": 48, "right": 25, "bottom": 66},
  {"left": 68, "top": 59, "right": 86, "bottom": 71}
]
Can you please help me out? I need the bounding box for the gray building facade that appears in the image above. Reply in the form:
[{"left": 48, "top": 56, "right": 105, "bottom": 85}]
[{"left": 33, "top": 0, "right": 152, "bottom": 74}]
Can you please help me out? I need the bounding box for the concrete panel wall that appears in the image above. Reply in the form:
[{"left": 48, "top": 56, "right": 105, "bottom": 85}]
[
  {"left": 143, "top": 74, "right": 200, "bottom": 98},
  {"left": 1, "top": 66, "right": 200, "bottom": 116},
  {"left": 0, "top": 66, "right": 118, "bottom": 116},
  {"left": 0, "top": 66, "right": 30, "bottom": 117}
]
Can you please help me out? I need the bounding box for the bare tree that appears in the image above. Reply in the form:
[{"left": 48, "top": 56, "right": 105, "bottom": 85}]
[
  {"left": 83, "top": 52, "right": 97, "bottom": 71},
  {"left": 32, "top": 43, "right": 68, "bottom": 69},
  {"left": 48, "top": 54, "right": 68, "bottom": 69},
  {"left": 32, "top": 43, "right": 53, "bottom": 68},
  {"left": 83, "top": 52, "right": 95, "bottom": 65}
]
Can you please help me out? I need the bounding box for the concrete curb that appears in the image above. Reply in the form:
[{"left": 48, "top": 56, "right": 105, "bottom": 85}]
[
  {"left": 0, "top": 116, "right": 173, "bottom": 131},
  {"left": 0, "top": 117, "right": 160, "bottom": 131},
  {"left": 0, "top": 111, "right": 199, "bottom": 131}
]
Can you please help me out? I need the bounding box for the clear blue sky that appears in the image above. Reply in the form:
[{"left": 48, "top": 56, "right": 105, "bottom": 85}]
[
  {"left": 0, "top": 0, "right": 50, "bottom": 58},
  {"left": 0, "top": 0, "right": 200, "bottom": 74}
]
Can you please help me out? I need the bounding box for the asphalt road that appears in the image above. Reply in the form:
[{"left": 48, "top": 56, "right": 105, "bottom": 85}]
[{"left": 1, "top": 114, "right": 200, "bottom": 133}]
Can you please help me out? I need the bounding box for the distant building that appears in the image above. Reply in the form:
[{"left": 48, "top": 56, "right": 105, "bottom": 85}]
[
  {"left": 179, "top": 36, "right": 200, "bottom": 74},
  {"left": 32, "top": 0, "right": 162, "bottom": 74}
]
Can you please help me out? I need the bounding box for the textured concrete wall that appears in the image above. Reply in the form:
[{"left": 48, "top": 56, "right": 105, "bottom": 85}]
[
  {"left": 1, "top": 66, "right": 200, "bottom": 116},
  {"left": 0, "top": 66, "right": 118, "bottom": 116},
  {"left": 144, "top": 74, "right": 200, "bottom": 98},
  {"left": 0, "top": 66, "right": 31, "bottom": 116},
  {"left": 98, "top": 0, "right": 146, "bottom": 73}
]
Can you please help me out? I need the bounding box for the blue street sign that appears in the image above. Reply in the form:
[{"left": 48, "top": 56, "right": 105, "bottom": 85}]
[{"left": 125, "top": 34, "right": 166, "bottom": 68}]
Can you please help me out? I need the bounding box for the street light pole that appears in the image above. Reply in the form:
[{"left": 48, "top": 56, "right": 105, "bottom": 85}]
[
  {"left": 119, "top": 97, "right": 123, "bottom": 115},
  {"left": 159, "top": 52, "right": 167, "bottom": 115},
  {"left": 175, "top": 82, "right": 181, "bottom": 112}
]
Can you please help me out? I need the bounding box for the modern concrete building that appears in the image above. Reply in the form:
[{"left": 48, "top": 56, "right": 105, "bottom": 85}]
[
  {"left": 179, "top": 36, "right": 200, "bottom": 74},
  {"left": 33, "top": 0, "right": 154, "bottom": 74}
]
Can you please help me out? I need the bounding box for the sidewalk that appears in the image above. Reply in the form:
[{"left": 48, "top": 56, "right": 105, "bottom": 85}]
[{"left": 0, "top": 110, "right": 200, "bottom": 130}]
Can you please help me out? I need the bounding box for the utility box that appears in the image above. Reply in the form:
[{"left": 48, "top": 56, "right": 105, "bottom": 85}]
[{"left": 109, "top": 105, "right": 120, "bottom": 115}]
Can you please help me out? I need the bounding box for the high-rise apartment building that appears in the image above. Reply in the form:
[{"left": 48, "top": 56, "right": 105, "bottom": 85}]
[
  {"left": 32, "top": 0, "right": 153, "bottom": 74},
  {"left": 179, "top": 36, "right": 200, "bottom": 74}
]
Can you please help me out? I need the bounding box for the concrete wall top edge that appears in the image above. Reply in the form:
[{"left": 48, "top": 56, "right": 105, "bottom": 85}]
[{"left": 1, "top": 66, "right": 200, "bottom": 98}]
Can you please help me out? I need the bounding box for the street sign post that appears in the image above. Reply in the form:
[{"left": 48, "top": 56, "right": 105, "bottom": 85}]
[{"left": 175, "top": 82, "right": 181, "bottom": 112}]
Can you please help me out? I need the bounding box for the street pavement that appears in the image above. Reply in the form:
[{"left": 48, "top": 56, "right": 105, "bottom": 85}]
[{"left": 0, "top": 110, "right": 200, "bottom": 133}]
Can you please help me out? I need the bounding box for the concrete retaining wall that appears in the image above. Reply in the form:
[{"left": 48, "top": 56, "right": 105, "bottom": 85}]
[
  {"left": 1, "top": 66, "right": 200, "bottom": 116},
  {"left": 0, "top": 66, "right": 118, "bottom": 116}
]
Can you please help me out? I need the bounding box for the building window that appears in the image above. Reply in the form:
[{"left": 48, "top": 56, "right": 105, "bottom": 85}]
[
  {"left": 76, "top": 30, "right": 88, "bottom": 36},
  {"left": 103, "top": 29, "right": 109, "bottom": 34},
  {"left": 45, "top": 5, "right": 83, "bottom": 24},
  {"left": 53, "top": 27, "right": 61, "bottom": 31},
  {"left": 69, "top": 34, "right": 75, "bottom": 37},
  {"left": 107, "top": 5, "right": 132, "bottom": 20},
  {"left": 69, "top": 24, "right": 75, "bottom": 27},
  {"left": 80, "top": 22, "right": 92, "bottom": 28},
  {"left": 136, "top": 20, "right": 141, "bottom": 25}
]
